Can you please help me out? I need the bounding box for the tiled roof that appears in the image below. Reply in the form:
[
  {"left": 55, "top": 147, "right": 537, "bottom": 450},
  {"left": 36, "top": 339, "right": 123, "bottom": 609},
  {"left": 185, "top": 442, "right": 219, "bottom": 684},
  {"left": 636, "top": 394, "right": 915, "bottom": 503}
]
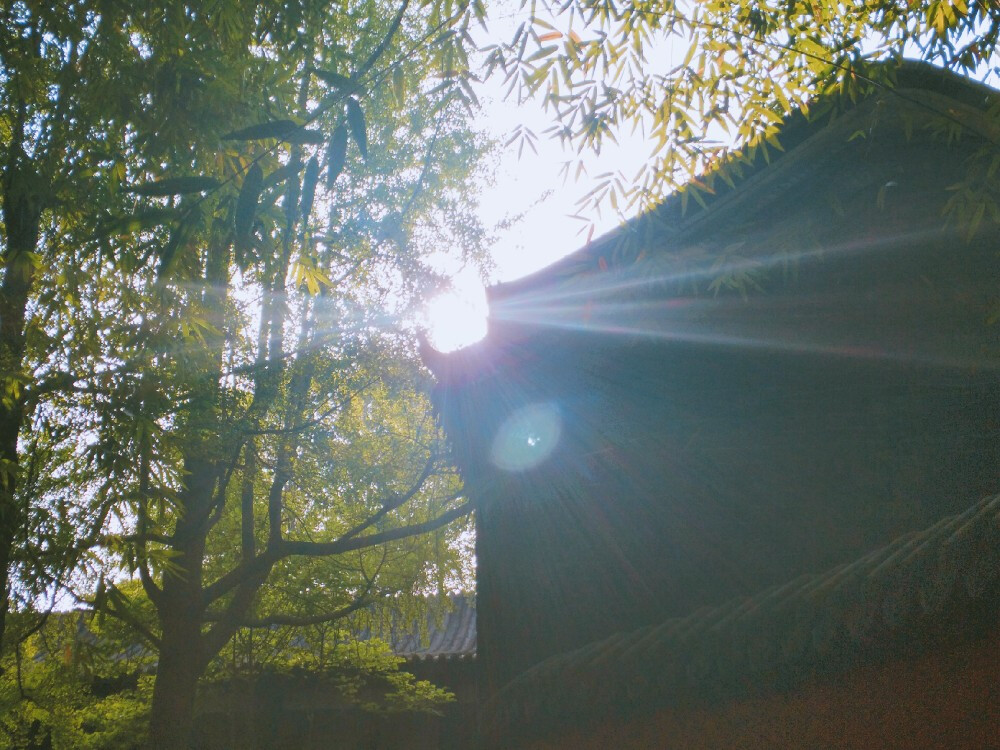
[
  {"left": 388, "top": 594, "right": 477, "bottom": 660},
  {"left": 487, "top": 494, "right": 1000, "bottom": 737},
  {"left": 352, "top": 595, "right": 476, "bottom": 660}
]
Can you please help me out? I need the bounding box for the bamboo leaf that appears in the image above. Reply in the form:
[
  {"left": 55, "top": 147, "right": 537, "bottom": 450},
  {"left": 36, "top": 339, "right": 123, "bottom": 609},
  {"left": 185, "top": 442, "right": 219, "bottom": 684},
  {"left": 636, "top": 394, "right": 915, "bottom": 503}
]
[
  {"left": 223, "top": 120, "right": 297, "bottom": 141},
  {"left": 299, "top": 156, "right": 320, "bottom": 221},
  {"left": 221, "top": 123, "right": 323, "bottom": 146},
  {"left": 235, "top": 163, "right": 263, "bottom": 262},
  {"left": 326, "top": 124, "right": 349, "bottom": 185},
  {"left": 346, "top": 98, "right": 368, "bottom": 161},
  {"left": 95, "top": 208, "right": 179, "bottom": 239},
  {"left": 283, "top": 128, "right": 326, "bottom": 145},
  {"left": 262, "top": 162, "right": 305, "bottom": 191},
  {"left": 310, "top": 68, "right": 356, "bottom": 90},
  {"left": 392, "top": 67, "right": 406, "bottom": 105}
]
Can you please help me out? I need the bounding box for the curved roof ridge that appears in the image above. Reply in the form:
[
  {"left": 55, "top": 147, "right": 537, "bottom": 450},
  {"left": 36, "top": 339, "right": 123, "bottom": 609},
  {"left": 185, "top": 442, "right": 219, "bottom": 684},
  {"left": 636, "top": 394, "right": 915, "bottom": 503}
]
[{"left": 486, "top": 61, "right": 998, "bottom": 307}]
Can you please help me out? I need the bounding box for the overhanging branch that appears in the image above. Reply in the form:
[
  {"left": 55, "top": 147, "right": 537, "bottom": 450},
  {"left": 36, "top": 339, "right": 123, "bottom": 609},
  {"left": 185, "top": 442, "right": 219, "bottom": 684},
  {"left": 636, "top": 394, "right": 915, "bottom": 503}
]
[
  {"left": 279, "top": 501, "right": 472, "bottom": 558},
  {"left": 202, "top": 500, "right": 472, "bottom": 605},
  {"left": 204, "top": 593, "right": 372, "bottom": 628}
]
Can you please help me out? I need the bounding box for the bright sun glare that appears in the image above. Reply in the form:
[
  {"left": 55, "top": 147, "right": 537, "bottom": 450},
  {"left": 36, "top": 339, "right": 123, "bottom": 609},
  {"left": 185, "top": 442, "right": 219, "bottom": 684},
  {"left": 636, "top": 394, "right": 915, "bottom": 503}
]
[{"left": 424, "top": 273, "right": 489, "bottom": 353}]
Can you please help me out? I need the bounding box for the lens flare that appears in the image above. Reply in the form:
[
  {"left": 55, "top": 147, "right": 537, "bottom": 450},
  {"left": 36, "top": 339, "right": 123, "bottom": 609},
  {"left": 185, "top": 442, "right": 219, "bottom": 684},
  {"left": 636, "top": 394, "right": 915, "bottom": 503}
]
[{"left": 491, "top": 402, "right": 562, "bottom": 472}]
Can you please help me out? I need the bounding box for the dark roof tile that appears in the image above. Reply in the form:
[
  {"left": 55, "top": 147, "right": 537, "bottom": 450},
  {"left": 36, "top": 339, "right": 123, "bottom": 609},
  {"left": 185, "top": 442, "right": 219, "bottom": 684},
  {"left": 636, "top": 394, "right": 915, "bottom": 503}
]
[{"left": 488, "top": 494, "right": 1000, "bottom": 737}]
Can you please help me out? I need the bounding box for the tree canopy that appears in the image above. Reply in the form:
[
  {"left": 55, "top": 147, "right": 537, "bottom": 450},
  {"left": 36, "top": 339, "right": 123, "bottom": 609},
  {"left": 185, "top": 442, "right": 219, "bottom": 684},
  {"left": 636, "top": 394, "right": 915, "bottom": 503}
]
[
  {"left": 487, "top": 0, "right": 999, "bottom": 226},
  {"left": 3, "top": 1, "right": 487, "bottom": 747}
]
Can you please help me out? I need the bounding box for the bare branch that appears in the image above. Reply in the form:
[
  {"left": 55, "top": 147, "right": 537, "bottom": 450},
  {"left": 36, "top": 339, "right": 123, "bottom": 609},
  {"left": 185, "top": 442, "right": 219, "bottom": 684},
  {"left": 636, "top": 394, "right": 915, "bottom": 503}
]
[
  {"left": 135, "top": 431, "right": 165, "bottom": 609},
  {"left": 96, "top": 532, "right": 174, "bottom": 547},
  {"left": 204, "top": 438, "right": 247, "bottom": 534},
  {"left": 240, "top": 441, "right": 257, "bottom": 561},
  {"left": 202, "top": 551, "right": 278, "bottom": 607},
  {"left": 249, "top": 381, "right": 375, "bottom": 436},
  {"left": 75, "top": 585, "right": 162, "bottom": 650},
  {"left": 138, "top": 561, "right": 163, "bottom": 611}
]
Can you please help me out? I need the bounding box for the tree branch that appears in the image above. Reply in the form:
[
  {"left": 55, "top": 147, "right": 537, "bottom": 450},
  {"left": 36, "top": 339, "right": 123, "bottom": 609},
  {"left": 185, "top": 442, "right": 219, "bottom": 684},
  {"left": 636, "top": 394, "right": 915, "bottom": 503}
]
[
  {"left": 201, "top": 499, "right": 470, "bottom": 606},
  {"left": 204, "top": 593, "right": 372, "bottom": 628},
  {"left": 336, "top": 456, "right": 439, "bottom": 543},
  {"left": 279, "top": 501, "right": 472, "bottom": 558},
  {"left": 202, "top": 549, "right": 279, "bottom": 606}
]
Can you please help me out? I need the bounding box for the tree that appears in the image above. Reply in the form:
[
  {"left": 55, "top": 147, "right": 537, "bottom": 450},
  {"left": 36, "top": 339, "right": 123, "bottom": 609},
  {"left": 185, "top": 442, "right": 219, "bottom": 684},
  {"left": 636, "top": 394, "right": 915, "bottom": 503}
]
[
  {"left": 21, "top": 2, "right": 489, "bottom": 748},
  {"left": 0, "top": 606, "right": 155, "bottom": 750},
  {"left": 5, "top": 1, "right": 486, "bottom": 748},
  {"left": 0, "top": 0, "right": 146, "bottom": 655},
  {"left": 0, "top": 0, "right": 305, "bottom": 658},
  {"left": 485, "top": 0, "right": 999, "bottom": 232}
]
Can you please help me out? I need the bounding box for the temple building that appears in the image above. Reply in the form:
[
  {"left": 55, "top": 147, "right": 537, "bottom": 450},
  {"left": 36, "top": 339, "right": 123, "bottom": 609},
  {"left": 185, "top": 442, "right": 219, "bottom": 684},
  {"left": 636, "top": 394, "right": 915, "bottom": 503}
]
[{"left": 425, "top": 63, "right": 1000, "bottom": 748}]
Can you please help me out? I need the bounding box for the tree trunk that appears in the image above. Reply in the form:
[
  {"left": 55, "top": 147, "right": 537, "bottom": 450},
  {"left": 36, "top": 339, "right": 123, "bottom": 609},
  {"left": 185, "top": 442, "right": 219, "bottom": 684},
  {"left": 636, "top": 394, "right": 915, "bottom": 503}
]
[
  {"left": 147, "top": 507, "right": 212, "bottom": 750},
  {"left": 0, "top": 156, "right": 42, "bottom": 654},
  {"left": 146, "top": 446, "right": 221, "bottom": 748},
  {"left": 147, "top": 604, "right": 206, "bottom": 750}
]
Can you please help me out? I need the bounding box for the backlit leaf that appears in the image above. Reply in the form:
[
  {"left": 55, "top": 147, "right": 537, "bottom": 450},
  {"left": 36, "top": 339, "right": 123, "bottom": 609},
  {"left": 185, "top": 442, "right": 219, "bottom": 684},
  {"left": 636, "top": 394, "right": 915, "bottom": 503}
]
[
  {"left": 346, "top": 98, "right": 368, "bottom": 161},
  {"left": 326, "top": 124, "right": 349, "bottom": 185}
]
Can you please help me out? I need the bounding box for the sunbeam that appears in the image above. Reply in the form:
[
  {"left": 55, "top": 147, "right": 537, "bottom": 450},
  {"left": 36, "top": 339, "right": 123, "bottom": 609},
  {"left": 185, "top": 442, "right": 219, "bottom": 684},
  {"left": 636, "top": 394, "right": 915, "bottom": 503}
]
[{"left": 485, "top": 225, "right": 999, "bottom": 371}]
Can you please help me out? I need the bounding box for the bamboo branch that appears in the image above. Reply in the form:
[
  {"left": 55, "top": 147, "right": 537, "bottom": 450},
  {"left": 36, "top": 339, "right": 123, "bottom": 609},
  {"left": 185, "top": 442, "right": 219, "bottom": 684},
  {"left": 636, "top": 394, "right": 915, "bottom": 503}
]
[{"left": 356, "top": 0, "right": 413, "bottom": 81}]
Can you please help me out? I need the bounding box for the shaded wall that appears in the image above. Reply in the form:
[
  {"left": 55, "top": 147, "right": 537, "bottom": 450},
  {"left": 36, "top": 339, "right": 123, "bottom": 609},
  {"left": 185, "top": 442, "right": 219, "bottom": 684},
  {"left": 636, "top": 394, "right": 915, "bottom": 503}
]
[{"left": 522, "top": 624, "right": 1000, "bottom": 750}]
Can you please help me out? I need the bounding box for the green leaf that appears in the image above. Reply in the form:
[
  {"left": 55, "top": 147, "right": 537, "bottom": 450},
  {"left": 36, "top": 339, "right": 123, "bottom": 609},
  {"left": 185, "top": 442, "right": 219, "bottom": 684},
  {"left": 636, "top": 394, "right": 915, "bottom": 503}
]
[
  {"left": 346, "top": 97, "right": 368, "bottom": 161},
  {"left": 326, "top": 124, "right": 349, "bottom": 185},
  {"left": 299, "top": 156, "right": 320, "bottom": 221}
]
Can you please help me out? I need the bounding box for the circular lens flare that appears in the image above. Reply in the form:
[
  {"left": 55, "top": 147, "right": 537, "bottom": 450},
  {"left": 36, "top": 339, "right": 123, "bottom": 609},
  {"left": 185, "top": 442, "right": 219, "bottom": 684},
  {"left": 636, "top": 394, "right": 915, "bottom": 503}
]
[{"left": 491, "top": 402, "right": 562, "bottom": 472}]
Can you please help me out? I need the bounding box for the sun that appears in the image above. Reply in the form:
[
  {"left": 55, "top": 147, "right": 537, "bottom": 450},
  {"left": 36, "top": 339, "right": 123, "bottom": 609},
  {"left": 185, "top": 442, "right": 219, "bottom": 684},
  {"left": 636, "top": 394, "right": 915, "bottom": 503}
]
[{"left": 424, "top": 274, "right": 489, "bottom": 353}]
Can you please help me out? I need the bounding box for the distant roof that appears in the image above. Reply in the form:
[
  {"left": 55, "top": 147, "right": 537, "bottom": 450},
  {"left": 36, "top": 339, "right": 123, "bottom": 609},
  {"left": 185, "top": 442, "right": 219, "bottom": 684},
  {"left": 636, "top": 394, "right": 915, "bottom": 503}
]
[
  {"left": 486, "top": 494, "right": 1000, "bottom": 738},
  {"left": 57, "top": 594, "right": 477, "bottom": 666},
  {"left": 350, "top": 594, "right": 476, "bottom": 660},
  {"left": 387, "top": 594, "right": 476, "bottom": 660}
]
